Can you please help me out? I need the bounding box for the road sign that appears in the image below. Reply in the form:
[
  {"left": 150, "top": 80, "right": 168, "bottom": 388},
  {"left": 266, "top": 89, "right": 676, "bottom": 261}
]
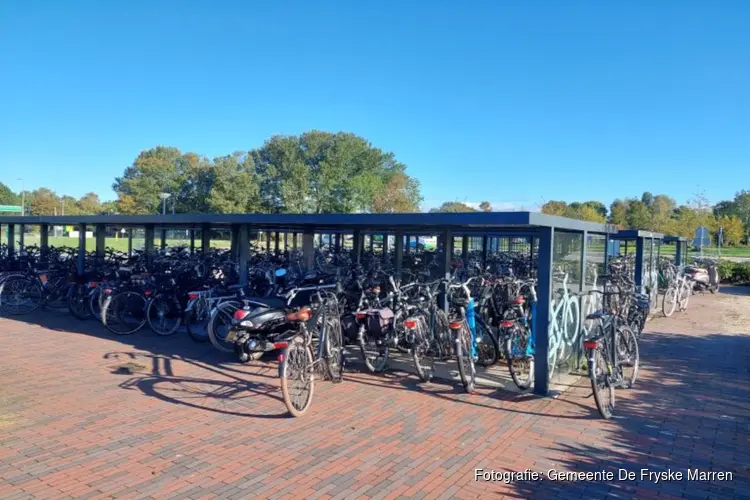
[
  {"left": 692, "top": 226, "right": 711, "bottom": 249},
  {"left": 0, "top": 205, "right": 22, "bottom": 213}
]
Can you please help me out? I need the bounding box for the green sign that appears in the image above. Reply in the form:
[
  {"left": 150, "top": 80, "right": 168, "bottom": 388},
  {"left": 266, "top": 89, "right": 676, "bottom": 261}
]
[{"left": 0, "top": 205, "right": 22, "bottom": 213}]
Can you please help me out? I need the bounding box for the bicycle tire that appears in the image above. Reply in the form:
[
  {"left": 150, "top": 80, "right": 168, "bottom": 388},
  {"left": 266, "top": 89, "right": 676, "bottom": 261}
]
[
  {"left": 617, "top": 326, "right": 639, "bottom": 389},
  {"left": 279, "top": 337, "right": 315, "bottom": 418},
  {"left": 184, "top": 306, "right": 210, "bottom": 343},
  {"left": 0, "top": 276, "right": 43, "bottom": 315},
  {"left": 207, "top": 301, "right": 241, "bottom": 352},
  {"left": 146, "top": 294, "right": 181, "bottom": 336},
  {"left": 454, "top": 321, "right": 476, "bottom": 393},
  {"left": 102, "top": 291, "right": 148, "bottom": 335},
  {"left": 359, "top": 334, "right": 389, "bottom": 373},
  {"left": 588, "top": 343, "right": 615, "bottom": 419},
  {"left": 680, "top": 282, "right": 691, "bottom": 311},
  {"left": 68, "top": 284, "right": 93, "bottom": 320},
  {"left": 662, "top": 287, "right": 677, "bottom": 317},
  {"left": 506, "top": 325, "right": 534, "bottom": 390},
  {"left": 324, "top": 314, "right": 344, "bottom": 382},
  {"left": 475, "top": 318, "right": 499, "bottom": 367}
]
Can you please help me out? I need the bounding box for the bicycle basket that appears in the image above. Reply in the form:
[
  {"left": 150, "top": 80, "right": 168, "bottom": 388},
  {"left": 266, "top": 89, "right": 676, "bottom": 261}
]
[{"left": 366, "top": 307, "right": 394, "bottom": 338}]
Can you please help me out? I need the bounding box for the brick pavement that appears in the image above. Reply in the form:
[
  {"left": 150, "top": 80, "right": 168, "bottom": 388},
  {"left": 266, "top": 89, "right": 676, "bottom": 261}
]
[{"left": 1, "top": 288, "right": 749, "bottom": 499}]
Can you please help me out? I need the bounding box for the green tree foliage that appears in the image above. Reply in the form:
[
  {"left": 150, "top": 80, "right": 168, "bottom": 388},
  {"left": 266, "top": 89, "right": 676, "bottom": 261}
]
[
  {"left": 540, "top": 200, "right": 568, "bottom": 216},
  {"left": 479, "top": 201, "right": 492, "bottom": 212},
  {"left": 609, "top": 199, "right": 630, "bottom": 226},
  {"left": 0, "top": 182, "right": 20, "bottom": 206},
  {"left": 111, "top": 131, "right": 422, "bottom": 215},
  {"left": 429, "top": 201, "right": 477, "bottom": 213},
  {"left": 77, "top": 192, "right": 103, "bottom": 214}
]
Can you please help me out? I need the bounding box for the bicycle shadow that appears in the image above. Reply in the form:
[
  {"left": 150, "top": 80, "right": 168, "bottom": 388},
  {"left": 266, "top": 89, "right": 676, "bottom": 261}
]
[{"left": 104, "top": 350, "right": 289, "bottom": 419}]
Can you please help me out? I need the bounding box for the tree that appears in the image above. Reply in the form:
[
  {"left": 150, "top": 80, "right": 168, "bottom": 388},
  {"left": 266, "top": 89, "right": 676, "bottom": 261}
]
[
  {"left": 28, "top": 188, "right": 59, "bottom": 215},
  {"left": 372, "top": 172, "right": 421, "bottom": 213},
  {"left": 540, "top": 200, "right": 568, "bottom": 216},
  {"left": 113, "top": 146, "right": 186, "bottom": 214},
  {"left": 626, "top": 200, "right": 651, "bottom": 230},
  {"left": 731, "top": 190, "right": 750, "bottom": 242},
  {"left": 717, "top": 215, "right": 744, "bottom": 246},
  {"left": 206, "top": 152, "right": 259, "bottom": 214},
  {"left": 641, "top": 191, "right": 654, "bottom": 207},
  {"left": 609, "top": 199, "right": 630, "bottom": 227},
  {"left": 429, "top": 201, "right": 477, "bottom": 213},
  {"left": 479, "top": 201, "right": 492, "bottom": 212},
  {"left": 0, "top": 182, "right": 20, "bottom": 206},
  {"left": 77, "top": 192, "right": 102, "bottom": 214},
  {"left": 582, "top": 201, "right": 607, "bottom": 219}
]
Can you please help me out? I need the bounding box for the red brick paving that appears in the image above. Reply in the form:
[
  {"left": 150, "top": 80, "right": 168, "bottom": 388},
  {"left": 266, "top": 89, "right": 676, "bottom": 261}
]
[{"left": 1, "top": 289, "right": 749, "bottom": 499}]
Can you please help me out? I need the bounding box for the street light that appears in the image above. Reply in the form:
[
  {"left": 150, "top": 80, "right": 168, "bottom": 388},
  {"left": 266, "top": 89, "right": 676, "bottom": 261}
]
[
  {"left": 158, "top": 192, "right": 171, "bottom": 215},
  {"left": 17, "top": 178, "right": 24, "bottom": 216}
]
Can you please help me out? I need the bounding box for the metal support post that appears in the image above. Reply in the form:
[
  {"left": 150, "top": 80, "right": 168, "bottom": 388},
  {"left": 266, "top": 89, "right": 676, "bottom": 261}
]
[
  {"left": 144, "top": 225, "right": 155, "bottom": 266},
  {"left": 579, "top": 231, "right": 587, "bottom": 292},
  {"left": 274, "top": 231, "right": 280, "bottom": 254},
  {"left": 439, "top": 229, "right": 452, "bottom": 312},
  {"left": 40, "top": 224, "right": 49, "bottom": 262},
  {"left": 675, "top": 241, "right": 682, "bottom": 267},
  {"left": 292, "top": 232, "right": 298, "bottom": 250},
  {"left": 238, "top": 224, "right": 249, "bottom": 285},
  {"left": 482, "top": 235, "right": 488, "bottom": 269},
  {"left": 353, "top": 230, "right": 363, "bottom": 263},
  {"left": 95, "top": 224, "right": 106, "bottom": 257},
  {"left": 160, "top": 228, "right": 166, "bottom": 250},
  {"left": 7, "top": 224, "right": 14, "bottom": 257},
  {"left": 394, "top": 231, "right": 404, "bottom": 281},
  {"left": 302, "top": 231, "right": 315, "bottom": 270},
  {"left": 634, "top": 237, "right": 645, "bottom": 290},
  {"left": 18, "top": 224, "right": 24, "bottom": 250},
  {"left": 77, "top": 223, "right": 86, "bottom": 275},
  {"left": 201, "top": 224, "right": 210, "bottom": 254},
  {"left": 128, "top": 228, "right": 133, "bottom": 257},
  {"left": 266, "top": 231, "right": 271, "bottom": 252},
  {"left": 461, "top": 235, "right": 468, "bottom": 266},
  {"left": 189, "top": 228, "right": 195, "bottom": 254},
  {"left": 603, "top": 232, "right": 610, "bottom": 270},
  {"left": 534, "top": 226, "right": 553, "bottom": 395}
]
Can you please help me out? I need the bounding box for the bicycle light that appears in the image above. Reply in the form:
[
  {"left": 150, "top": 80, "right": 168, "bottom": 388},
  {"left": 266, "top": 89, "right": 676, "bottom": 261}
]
[
  {"left": 404, "top": 320, "right": 417, "bottom": 329},
  {"left": 583, "top": 340, "right": 598, "bottom": 350},
  {"left": 234, "top": 309, "right": 250, "bottom": 321}
]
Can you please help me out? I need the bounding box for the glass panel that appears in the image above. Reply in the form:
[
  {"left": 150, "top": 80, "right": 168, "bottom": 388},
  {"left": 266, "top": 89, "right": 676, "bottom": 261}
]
[{"left": 550, "top": 230, "right": 584, "bottom": 383}]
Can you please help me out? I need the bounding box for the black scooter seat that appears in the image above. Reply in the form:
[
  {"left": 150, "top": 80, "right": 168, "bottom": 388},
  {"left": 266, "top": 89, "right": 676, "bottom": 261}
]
[{"left": 245, "top": 296, "right": 288, "bottom": 309}]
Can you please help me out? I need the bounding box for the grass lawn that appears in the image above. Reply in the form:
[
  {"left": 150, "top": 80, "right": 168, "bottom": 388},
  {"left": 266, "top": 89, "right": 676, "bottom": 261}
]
[{"left": 18, "top": 235, "right": 231, "bottom": 253}]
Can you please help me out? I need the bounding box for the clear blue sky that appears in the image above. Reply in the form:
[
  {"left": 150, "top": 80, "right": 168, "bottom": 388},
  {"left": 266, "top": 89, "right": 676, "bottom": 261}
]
[{"left": 1, "top": 1, "right": 748, "bottom": 210}]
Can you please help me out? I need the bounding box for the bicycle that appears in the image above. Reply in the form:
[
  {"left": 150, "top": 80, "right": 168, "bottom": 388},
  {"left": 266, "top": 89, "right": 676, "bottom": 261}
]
[{"left": 583, "top": 289, "right": 640, "bottom": 419}]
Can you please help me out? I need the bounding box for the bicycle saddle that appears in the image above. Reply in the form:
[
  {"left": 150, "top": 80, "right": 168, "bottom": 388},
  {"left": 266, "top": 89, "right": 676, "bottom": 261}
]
[{"left": 586, "top": 310, "right": 607, "bottom": 321}]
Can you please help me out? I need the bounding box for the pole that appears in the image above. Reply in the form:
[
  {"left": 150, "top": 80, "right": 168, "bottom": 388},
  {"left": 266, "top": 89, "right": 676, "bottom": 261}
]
[{"left": 162, "top": 198, "right": 167, "bottom": 215}]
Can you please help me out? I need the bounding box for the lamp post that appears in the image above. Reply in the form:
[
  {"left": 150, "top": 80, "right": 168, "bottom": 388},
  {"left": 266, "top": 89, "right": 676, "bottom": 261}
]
[
  {"left": 158, "top": 192, "right": 171, "bottom": 215},
  {"left": 17, "top": 178, "right": 24, "bottom": 216}
]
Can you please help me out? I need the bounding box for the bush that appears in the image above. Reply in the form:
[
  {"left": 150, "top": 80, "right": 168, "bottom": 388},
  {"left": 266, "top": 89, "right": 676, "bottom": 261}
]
[{"left": 716, "top": 260, "right": 750, "bottom": 283}]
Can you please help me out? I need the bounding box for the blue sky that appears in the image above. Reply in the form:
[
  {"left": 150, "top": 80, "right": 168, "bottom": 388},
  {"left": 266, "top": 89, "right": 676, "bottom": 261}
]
[{"left": 1, "top": 1, "right": 748, "bottom": 210}]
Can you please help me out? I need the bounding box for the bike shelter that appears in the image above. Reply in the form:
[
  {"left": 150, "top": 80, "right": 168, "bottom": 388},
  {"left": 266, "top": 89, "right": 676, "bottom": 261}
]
[{"left": 0, "top": 212, "right": 617, "bottom": 396}]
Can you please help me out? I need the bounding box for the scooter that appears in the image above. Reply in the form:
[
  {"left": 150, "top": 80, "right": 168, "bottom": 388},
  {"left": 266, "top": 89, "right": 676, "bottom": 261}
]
[{"left": 685, "top": 258, "right": 720, "bottom": 294}]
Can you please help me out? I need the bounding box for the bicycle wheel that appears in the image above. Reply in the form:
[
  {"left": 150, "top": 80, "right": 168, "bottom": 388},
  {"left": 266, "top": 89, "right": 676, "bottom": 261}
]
[
  {"left": 588, "top": 342, "right": 615, "bottom": 419},
  {"left": 184, "top": 304, "right": 210, "bottom": 343},
  {"left": 90, "top": 287, "right": 104, "bottom": 320},
  {"left": 359, "top": 333, "right": 389, "bottom": 373},
  {"left": 662, "top": 286, "right": 677, "bottom": 317},
  {"left": 411, "top": 316, "right": 435, "bottom": 382},
  {"left": 207, "top": 301, "right": 241, "bottom": 352},
  {"left": 475, "top": 318, "right": 499, "bottom": 367},
  {"left": 324, "top": 314, "right": 344, "bottom": 382},
  {"left": 147, "top": 294, "right": 181, "bottom": 336},
  {"left": 0, "top": 276, "right": 43, "bottom": 315},
  {"left": 279, "top": 337, "right": 315, "bottom": 417},
  {"left": 453, "top": 320, "right": 476, "bottom": 393},
  {"left": 44, "top": 277, "right": 69, "bottom": 311},
  {"left": 679, "top": 281, "right": 691, "bottom": 311},
  {"left": 102, "top": 291, "right": 148, "bottom": 335},
  {"left": 506, "top": 324, "right": 534, "bottom": 390},
  {"left": 68, "top": 283, "right": 93, "bottom": 320},
  {"left": 616, "top": 326, "right": 639, "bottom": 389}
]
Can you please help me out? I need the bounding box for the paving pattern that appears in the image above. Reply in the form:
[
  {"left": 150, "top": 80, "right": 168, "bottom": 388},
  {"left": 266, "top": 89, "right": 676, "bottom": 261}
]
[{"left": 1, "top": 288, "right": 749, "bottom": 499}]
